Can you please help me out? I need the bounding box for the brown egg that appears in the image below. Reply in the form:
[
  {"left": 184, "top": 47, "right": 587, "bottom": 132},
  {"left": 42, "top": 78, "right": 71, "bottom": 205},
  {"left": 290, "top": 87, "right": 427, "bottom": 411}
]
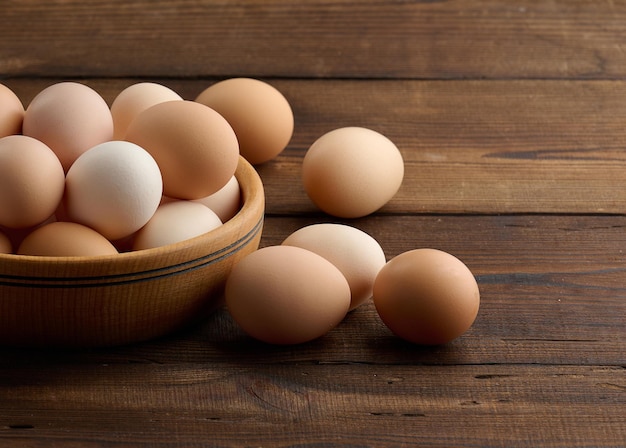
[
  {"left": 373, "top": 248, "right": 480, "bottom": 345},
  {"left": 0, "top": 83, "right": 24, "bottom": 137},
  {"left": 225, "top": 245, "right": 351, "bottom": 345},
  {"left": 302, "top": 127, "right": 404, "bottom": 218},
  {"left": 110, "top": 82, "right": 183, "bottom": 140},
  {"left": 22, "top": 82, "right": 114, "bottom": 171},
  {"left": 17, "top": 222, "right": 118, "bottom": 257},
  {"left": 195, "top": 78, "right": 293, "bottom": 165},
  {"left": 0, "top": 135, "right": 65, "bottom": 229},
  {"left": 125, "top": 100, "right": 239, "bottom": 199},
  {"left": 282, "top": 223, "right": 387, "bottom": 311}
]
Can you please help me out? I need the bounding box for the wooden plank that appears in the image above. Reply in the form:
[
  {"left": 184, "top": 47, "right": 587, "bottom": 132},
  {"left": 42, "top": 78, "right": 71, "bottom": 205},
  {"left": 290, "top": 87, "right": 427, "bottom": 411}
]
[
  {"left": 4, "top": 77, "right": 626, "bottom": 214},
  {"left": 0, "top": 215, "right": 623, "bottom": 367},
  {"left": 2, "top": 1, "right": 626, "bottom": 79},
  {"left": 0, "top": 364, "right": 623, "bottom": 447}
]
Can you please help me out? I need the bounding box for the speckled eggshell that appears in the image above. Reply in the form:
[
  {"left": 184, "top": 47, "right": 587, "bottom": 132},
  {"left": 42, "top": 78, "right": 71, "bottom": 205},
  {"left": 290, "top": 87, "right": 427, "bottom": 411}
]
[
  {"left": 224, "top": 245, "right": 351, "bottom": 345},
  {"left": 373, "top": 248, "right": 480, "bottom": 345},
  {"left": 0, "top": 135, "right": 65, "bottom": 229},
  {"left": 64, "top": 140, "right": 163, "bottom": 241},
  {"left": 124, "top": 100, "right": 239, "bottom": 200},
  {"left": 0, "top": 83, "right": 24, "bottom": 137},
  {"left": 17, "top": 222, "right": 118, "bottom": 257},
  {"left": 282, "top": 223, "right": 387, "bottom": 311},
  {"left": 195, "top": 78, "right": 294, "bottom": 165},
  {"left": 22, "top": 82, "right": 114, "bottom": 171},
  {"left": 111, "top": 82, "right": 183, "bottom": 140},
  {"left": 302, "top": 127, "right": 404, "bottom": 218}
]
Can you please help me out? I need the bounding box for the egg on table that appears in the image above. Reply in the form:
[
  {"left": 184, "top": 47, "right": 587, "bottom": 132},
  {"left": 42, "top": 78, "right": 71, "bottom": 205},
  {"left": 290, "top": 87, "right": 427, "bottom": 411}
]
[
  {"left": 225, "top": 245, "right": 351, "bottom": 345},
  {"left": 373, "top": 248, "right": 480, "bottom": 345},
  {"left": 302, "top": 126, "right": 404, "bottom": 218}
]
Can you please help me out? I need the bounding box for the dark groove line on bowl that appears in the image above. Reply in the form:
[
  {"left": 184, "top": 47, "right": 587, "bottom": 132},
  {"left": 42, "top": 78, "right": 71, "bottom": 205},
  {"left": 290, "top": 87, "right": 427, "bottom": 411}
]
[{"left": 0, "top": 216, "right": 263, "bottom": 288}]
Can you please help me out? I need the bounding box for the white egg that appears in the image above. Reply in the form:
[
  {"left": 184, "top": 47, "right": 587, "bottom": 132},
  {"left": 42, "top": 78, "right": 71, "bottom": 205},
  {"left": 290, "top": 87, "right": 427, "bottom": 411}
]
[{"left": 65, "top": 140, "right": 163, "bottom": 241}]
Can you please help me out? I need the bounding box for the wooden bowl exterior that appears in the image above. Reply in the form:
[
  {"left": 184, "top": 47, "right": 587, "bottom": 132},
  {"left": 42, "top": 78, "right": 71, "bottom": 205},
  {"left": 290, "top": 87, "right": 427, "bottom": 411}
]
[{"left": 0, "top": 157, "right": 264, "bottom": 347}]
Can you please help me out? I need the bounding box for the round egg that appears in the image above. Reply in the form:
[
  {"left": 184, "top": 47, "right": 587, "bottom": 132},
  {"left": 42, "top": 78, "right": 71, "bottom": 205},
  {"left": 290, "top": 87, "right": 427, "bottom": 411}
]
[
  {"left": 302, "top": 127, "right": 404, "bottom": 218},
  {"left": 195, "top": 78, "right": 294, "bottom": 165},
  {"left": 0, "top": 83, "right": 24, "bottom": 137},
  {"left": 111, "top": 82, "right": 183, "bottom": 139},
  {"left": 132, "top": 200, "right": 222, "bottom": 250},
  {"left": 65, "top": 140, "right": 163, "bottom": 241},
  {"left": 282, "top": 223, "right": 386, "bottom": 311},
  {"left": 125, "top": 100, "right": 239, "bottom": 200},
  {"left": 373, "top": 248, "right": 480, "bottom": 345},
  {"left": 193, "top": 176, "right": 241, "bottom": 222},
  {"left": 225, "top": 245, "right": 351, "bottom": 345},
  {"left": 0, "top": 135, "right": 65, "bottom": 229},
  {"left": 22, "top": 82, "right": 114, "bottom": 171},
  {"left": 17, "top": 222, "right": 118, "bottom": 257},
  {"left": 0, "top": 230, "right": 12, "bottom": 254}
]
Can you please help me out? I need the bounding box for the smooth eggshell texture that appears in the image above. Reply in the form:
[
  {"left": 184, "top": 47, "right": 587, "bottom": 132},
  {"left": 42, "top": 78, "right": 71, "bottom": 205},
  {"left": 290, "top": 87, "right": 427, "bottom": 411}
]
[
  {"left": 65, "top": 141, "right": 163, "bottom": 241},
  {"left": 111, "top": 82, "right": 183, "bottom": 140},
  {"left": 225, "top": 245, "right": 351, "bottom": 345},
  {"left": 193, "top": 176, "right": 241, "bottom": 223},
  {"left": 0, "top": 135, "right": 65, "bottom": 229},
  {"left": 0, "top": 230, "right": 12, "bottom": 254},
  {"left": 0, "top": 84, "right": 24, "bottom": 137},
  {"left": 22, "top": 82, "right": 114, "bottom": 171},
  {"left": 132, "top": 201, "right": 222, "bottom": 250},
  {"left": 17, "top": 222, "right": 118, "bottom": 257},
  {"left": 195, "top": 78, "right": 294, "bottom": 165},
  {"left": 302, "top": 127, "right": 404, "bottom": 218},
  {"left": 125, "top": 100, "right": 239, "bottom": 200},
  {"left": 373, "top": 248, "right": 480, "bottom": 345},
  {"left": 282, "top": 223, "right": 386, "bottom": 311}
]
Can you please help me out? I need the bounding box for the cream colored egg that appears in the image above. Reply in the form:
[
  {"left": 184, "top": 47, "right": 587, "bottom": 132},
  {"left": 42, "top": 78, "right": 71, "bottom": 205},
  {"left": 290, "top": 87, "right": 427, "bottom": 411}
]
[
  {"left": 65, "top": 141, "right": 163, "bottom": 241},
  {"left": 17, "top": 222, "right": 118, "bottom": 257},
  {"left": 0, "top": 135, "right": 65, "bottom": 229},
  {"left": 373, "top": 248, "right": 480, "bottom": 345},
  {"left": 111, "top": 82, "right": 183, "bottom": 139},
  {"left": 282, "top": 223, "right": 386, "bottom": 310},
  {"left": 193, "top": 176, "right": 241, "bottom": 222},
  {"left": 224, "top": 245, "right": 351, "bottom": 345},
  {"left": 125, "top": 100, "right": 239, "bottom": 200},
  {"left": 0, "top": 83, "right": 24, "bottom": 137},
  {"left": 195, "top": 78, "right": 294, "bottom": 165},
  {"left": 302, "top": 127, "right": 404, "bottom": 218},
  {"left": 22, "top": 82, "right": 114, "bottom": 171},
  {"left": 132, "top": 200, "right": 222, "bottom": 250}
]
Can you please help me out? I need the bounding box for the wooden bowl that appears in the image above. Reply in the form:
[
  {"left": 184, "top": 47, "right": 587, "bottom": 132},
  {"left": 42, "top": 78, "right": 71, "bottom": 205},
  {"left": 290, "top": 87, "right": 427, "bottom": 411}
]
[{"left": 0, "top": 156, "right": 265, "bottom": 348}]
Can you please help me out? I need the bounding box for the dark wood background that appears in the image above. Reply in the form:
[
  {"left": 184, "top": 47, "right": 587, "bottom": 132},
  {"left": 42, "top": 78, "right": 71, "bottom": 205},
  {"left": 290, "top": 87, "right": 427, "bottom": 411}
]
[{"left": 1, "top": 1, "right": 624, "bottom": 446}]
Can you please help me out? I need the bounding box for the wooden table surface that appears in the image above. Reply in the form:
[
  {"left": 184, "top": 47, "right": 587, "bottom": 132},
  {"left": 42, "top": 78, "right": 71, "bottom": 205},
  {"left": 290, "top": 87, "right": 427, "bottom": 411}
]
[{"left": 1, "top": 1, "right": 625, "bottom": 446}]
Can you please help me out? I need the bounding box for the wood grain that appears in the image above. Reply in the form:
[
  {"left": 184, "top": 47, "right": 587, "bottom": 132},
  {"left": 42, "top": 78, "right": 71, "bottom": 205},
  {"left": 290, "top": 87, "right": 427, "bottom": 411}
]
[
  {"left": 0, "top": 364, "right": 624, "bottom": 447},
  {"left": 2, "top": 1, "right": 626, "bottom": 79},
  {"left": 1, "top": 1, "right": 625, "bottom": 447}
]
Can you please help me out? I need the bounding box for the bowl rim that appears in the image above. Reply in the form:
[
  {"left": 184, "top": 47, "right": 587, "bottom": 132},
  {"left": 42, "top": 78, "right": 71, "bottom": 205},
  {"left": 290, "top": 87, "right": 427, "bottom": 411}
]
[{"left": 0, "top": 155, "right": 264, "bottom": 266}]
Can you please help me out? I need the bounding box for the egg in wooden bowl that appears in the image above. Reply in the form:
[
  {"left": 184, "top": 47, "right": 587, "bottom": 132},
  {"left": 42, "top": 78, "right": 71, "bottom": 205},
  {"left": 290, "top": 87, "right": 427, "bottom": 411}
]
[{"left": 0, "top": 156, "right": 265, "bottom": 348}]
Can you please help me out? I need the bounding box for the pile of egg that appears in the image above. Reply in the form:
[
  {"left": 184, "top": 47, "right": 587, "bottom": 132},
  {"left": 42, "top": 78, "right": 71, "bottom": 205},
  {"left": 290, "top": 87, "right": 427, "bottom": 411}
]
[
  {"left": 0, "top": 79, "right": 479, "bottom": 346},
  {"left": 0, "top": 80, "right": 272, "bottom": 255}
]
